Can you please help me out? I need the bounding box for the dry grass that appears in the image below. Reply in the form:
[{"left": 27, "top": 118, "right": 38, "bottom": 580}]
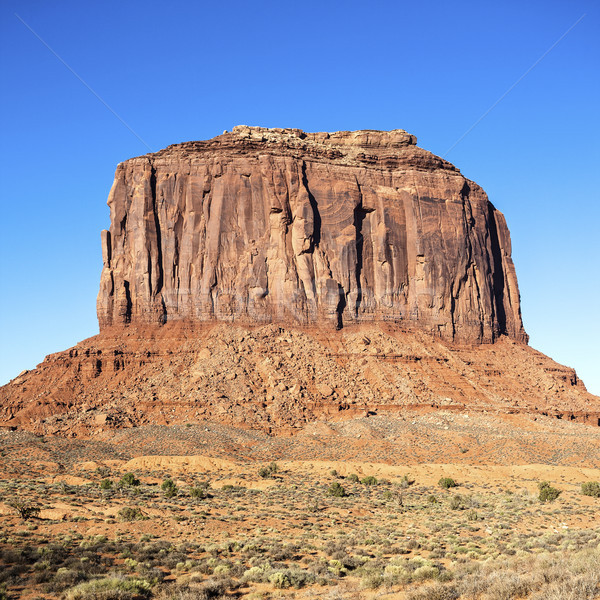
[{"left": 1, "top": 446, "right": 600, "bottom": 599}]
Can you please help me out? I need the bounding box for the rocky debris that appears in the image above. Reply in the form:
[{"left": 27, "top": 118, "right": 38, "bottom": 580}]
[
  {"left": 0, "top": 322, "right": 597, "bottom": 438},
  {"left": 97, "top": 126, "right": 526, "bottom": 344}
]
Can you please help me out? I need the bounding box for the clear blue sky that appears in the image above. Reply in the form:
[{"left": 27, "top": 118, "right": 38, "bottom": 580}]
[{"left": 1, "top": 0, "right": 598, "bottom": 394}]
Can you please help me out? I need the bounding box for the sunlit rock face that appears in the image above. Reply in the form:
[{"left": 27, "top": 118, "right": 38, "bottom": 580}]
[{"left": 97, "top": 126, "right": 527, "bottom": 344}]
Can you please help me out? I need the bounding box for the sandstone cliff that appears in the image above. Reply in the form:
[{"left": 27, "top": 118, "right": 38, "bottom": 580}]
[
  {"left": 2, "top": 126, "right": 599, "bottom": 438},
  {"left": 97, "top": 126, "right": 527, "bottom": 344}
]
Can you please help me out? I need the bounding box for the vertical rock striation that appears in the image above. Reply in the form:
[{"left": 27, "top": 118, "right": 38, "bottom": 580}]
[{"left": 97, "top": 126, "right": 527, "bottom": 344}]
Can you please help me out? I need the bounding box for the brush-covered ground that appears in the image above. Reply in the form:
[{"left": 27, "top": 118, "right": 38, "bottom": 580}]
[{"left": 1, "top": 414, "right": 600, "bottom": 600}]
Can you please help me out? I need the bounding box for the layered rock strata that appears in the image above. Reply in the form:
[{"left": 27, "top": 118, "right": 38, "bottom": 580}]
[
  {"left": 97, "top": 126, "right": 527, "bottom": 344},
  {"left": 0, "top": 322, "right": 597, "bottom": 437}
]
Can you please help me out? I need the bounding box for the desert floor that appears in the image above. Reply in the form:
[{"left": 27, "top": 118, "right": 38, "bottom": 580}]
[{"left": 1, "top": 412, "right": 599, "bottom": 599}]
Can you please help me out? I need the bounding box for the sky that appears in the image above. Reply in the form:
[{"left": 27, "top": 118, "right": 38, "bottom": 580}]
[{"left": 0, "top": 0, "right": 598, "bottom": 394}]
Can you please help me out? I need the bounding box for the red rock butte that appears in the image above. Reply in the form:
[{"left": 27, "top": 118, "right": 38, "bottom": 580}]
[
  {"left": 97, "top": 125, "right": 526, "bottom": 344},
  {"left": 2, "top": 126, "right": 599, "bottom": 437}
]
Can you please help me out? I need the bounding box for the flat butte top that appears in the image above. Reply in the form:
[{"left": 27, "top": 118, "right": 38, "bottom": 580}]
[{"left": 130, "top": 125, "right": 459, "bottom": 173}]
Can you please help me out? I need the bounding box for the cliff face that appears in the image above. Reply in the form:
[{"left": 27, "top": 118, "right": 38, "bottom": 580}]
[{"left": 97, "top": 126, "right": 527, "bottom": 344}]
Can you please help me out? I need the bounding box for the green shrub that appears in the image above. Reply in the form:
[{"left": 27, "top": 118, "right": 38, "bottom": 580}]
[
  {"left": 190, "top": 486, "right": 208, "bottom": 499},
  {"left": 413, "top": 564, "right": 440, "bottom": 581},
  {"left": 581, "top": 481, "right": 600, "bottom": 497},
  {"left": 427, "top": 494, "right": 439, "bottom": 504},
  {"left": 243, "top": 566, "right": 269, "bottom": 583},
  {"left": 400, "top": 474, "right": 413, "bottom": 488},
  {"left": 406, "top": 582, "right": 460, "bottom": 600},
  {"left": 361, "top": 475, "right": 378, "bottom": 486},
  {"left": 258, "top": 462, "right": 279, "bottom": 478},
  {"left": 100, "top": 479, "right": 113, "bottom": 490},
  {"left": 269, "top": 571, "right": 290, "bottom": 589},
  {"left": 119, "top": 473, "right": 140, "bottom": 487},
  {"left": 327, "top": 482, "right": 348, "bottom": 497},
  {"left": 383, "top": 564, "right": 411, "bottom": 585},
  {"left": 268, "top": 568, "right": 314, "bottom": 589},
  {"left": 49, "top": 566, "right": 87, "bottom": 591},
  {"left": 348, "top": 473, "right": 360, "bottom": 483},
  {"left": 213, "top": 564, "right": 230, "bottom": 576},
  {"left": 438, "top": 477, "right": 457, "bottom": 489},
  {"left": 538, "top": 481, "right": 561, "bottom": 502},
  {"left": 161, "top": 479, "right": 177, "bottom": 498},
  {"left": 63, "top": 577, "right": 151, "bottom": 599},
  {"left": 449, "top": 495, "right": 464, "bottom": 510},
  {"left": 118, "top": 507, "right": 145, "bottom": 522},
  {"left": 361, "top": 572, "right": 384, "bottom": 589},
  {"left": 383, "top": 489, "right": 404, "bottom": 505},
  {"left": 9, "top": 501, "right": 41, "bottom": 520}
]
